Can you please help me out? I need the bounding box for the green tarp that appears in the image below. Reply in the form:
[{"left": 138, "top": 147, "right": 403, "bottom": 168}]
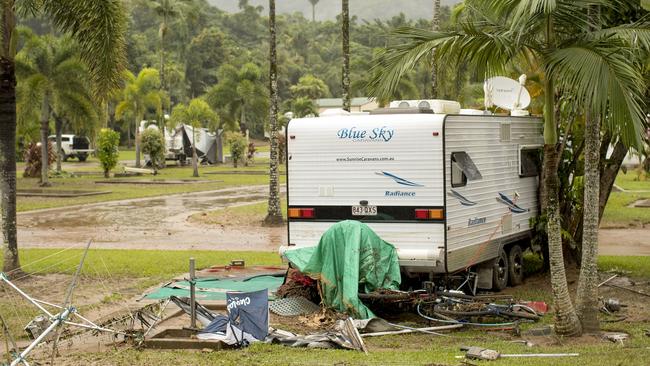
[
  {"left": 285, "top": 220, "right": 401, "bottom": 319},
  {"left": 144, "top": 275, "right": 284, "bottom": 301}
]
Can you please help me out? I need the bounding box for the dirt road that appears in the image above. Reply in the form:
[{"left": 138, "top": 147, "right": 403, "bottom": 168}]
[
  {"left": 599, "top": 228, "right": 650, "bottom": 255},
  {"left": 17, "top": 185, "right": 287, "bottom": 251}
]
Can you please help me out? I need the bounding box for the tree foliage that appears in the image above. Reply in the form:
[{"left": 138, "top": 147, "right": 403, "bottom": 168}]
[
  {"left": 140, "top": 127, "right": 165, "bottom": 173},
  {"left": 205, "top": 63, "right": 268, "bottom": 134},
  {"left": 97, "top": 128, "right": 121, "bottom": 178},
  {"left": 225, "top": 131, "right": 247, "bottom": 168}
]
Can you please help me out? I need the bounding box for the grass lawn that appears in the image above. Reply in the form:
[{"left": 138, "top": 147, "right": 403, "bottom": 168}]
[
  {"left": 64, "top": 324, "right": 649, "bottom": 365},
  {"left": 600, "top": 172, "right": 650, "bottom": 228},
  {"left": 191, "top": 199, "right": 287, "bottom": 226},
  {"left": 16, "top": 161, "right": 283, "bottom": 212},
  {"left": 2, "top": 248, "right": 282, "bottom": 278},
  {"left": 614, "top": 169, "right": 650, "bottom": 191}
]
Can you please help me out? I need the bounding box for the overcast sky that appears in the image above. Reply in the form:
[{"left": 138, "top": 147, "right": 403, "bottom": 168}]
[{"left": 207, "top": 0, "right": 462, "bottom": 21}]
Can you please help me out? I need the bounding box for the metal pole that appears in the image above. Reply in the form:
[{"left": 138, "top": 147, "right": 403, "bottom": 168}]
[
  {"left": 189, "top": 258, "right": 196, "bottom": 329},
  {"left": 10, "top": 308, "right": 70, "bottom": 366}
]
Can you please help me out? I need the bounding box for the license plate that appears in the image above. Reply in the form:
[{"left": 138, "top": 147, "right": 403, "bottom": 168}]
[{"left": 352, "top": 205, "right": 377, "bottom": 216}]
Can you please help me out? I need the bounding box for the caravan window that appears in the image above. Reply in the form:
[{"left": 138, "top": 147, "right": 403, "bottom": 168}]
[
  {"left": 451, "top": 152, "right": 482, "bottom": 188},
  {"left": 520, "top": 147, "right": 541, "bottom": 177}
]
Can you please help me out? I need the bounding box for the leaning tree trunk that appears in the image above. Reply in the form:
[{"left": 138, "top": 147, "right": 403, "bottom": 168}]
[
  {"left": 341, "top": 0, "right": 351, "bottom": 112},
  {"left": 54, "top": 114, "right": 64, "bottom": 174},
  {"left": 599, "top": 141, "right": 627, "bottom": 223},
  {"left": 39, "top": 94, "right": 51, "bottom": 186},
  {"left": 192, "top": 131, "right": 199, "bottom": 178},
  {"left": 0, "top": 53, "right": 22, "bottom": 275},
  {"left": 575, "top": 114, "right": 601, "bottom": 333},
  {"left": 430, "top": 0, "right": 440, "bottom": 98},
  {"left": 264, "top": 0, "right": 283, "bottom": 225},
  {"left": 544, "top": 144, "right": 582, "bottom": 337},
  {"left": 135, "top": 116, "right": 141, "bottom": 168}
]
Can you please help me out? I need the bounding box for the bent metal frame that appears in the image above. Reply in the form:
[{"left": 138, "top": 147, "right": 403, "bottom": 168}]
[{"left": 0, "top": 240, "right": 124, "bottom": 366}]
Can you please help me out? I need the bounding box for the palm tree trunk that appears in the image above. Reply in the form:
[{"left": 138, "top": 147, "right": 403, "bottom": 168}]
[
  {"left": 430, "top": 0, "right": 440, "bottom": 98},
  {"left": 341, "top": 0, "right": 351, "bottom": 112},
  {"left": 0, "top": 52, "right": 22, "bottom": 275},
  {"left": 544, "top": 144, "right": 582, "bottom": 337},
  {"left": 575, "top": 113, "right": 601, "bottom": 333},
  {"left": 39, "top": 93, "right": 51, "bottom": 186},
  {"left": 240, "top": 104, "right": 248, "bottom": 138},
  {"left": 540, "top": 33, "right": 581, "bottom": 334},
  {"left": 127, "top": 121, "right": 132, "bottom": 148},
  {"left": 192, "top": 131, "right": 199, "bottom": 177},
  {"left": 135, "top": 116, "right": 141, "bottom": 168},
  {"left": 54, "top": 114, "right": 63, "bottom": 174},
  {"left": 265, "top": 0, "right": 283, "bottom": 225},
  {"left": 312, "top": 3, "right": 316, "bottom": 22},
  {"left": 160, "top": 16, "right": 166, "bottom": 102}
]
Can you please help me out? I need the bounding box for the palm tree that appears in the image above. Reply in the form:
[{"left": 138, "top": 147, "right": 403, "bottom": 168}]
[
  {"left": 169, "top": 98, "right": 219, "bottom": 177},
  {"left": 205, "top": 63, "right": 268, "bottom": 134},
  {"left": 115, "top": 68, "right": 164, "bottom": 168},
  {"left": 16, "top": 33, "right": 98, "bottom": 177},
  {"left": 152, "top": 0, "right": 186, "bottom": 102},
  {"left": 430, "top": 0, "right": 441, "bottom": 98},
  {"left": 0, "top": 0, "right": 126, "bottom": 275},
  {"left": 341, "top": 0, "right": 351, "bottom": 112},
  {"left": 265, "top": 0, "right": 282, "bottom": 225},
  {"left": 367, "top": 0, "right": 647, "bottom": 336},
  {"left": 308, "top": 0, "right": 319, "bottom": 22}
]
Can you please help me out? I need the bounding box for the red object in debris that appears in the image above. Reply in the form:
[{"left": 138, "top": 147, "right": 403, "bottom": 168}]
[
  {"left": 522, "top": 301, "right": 548, "bottom": 315},
  {"left": 287, "top": 268, "right": 315, "bottom": 287}
]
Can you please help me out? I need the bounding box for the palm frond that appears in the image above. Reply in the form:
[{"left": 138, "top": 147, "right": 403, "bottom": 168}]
[
  {"left": 588, "top": 18, "right": 650, "bottom": 50},
  {"left": 43, "top": 0, "right": 127, "bottom": 99},
  {"left": 546, "top": 40, "right": 646, "bottom": 149},
  {"left": 367, "top": 24, "right": 523, "bottom": 101}
]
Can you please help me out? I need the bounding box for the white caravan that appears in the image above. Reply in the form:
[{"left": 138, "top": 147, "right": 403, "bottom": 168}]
[{"left": 282, "top": 101, "right": 543, "bottom": 290}]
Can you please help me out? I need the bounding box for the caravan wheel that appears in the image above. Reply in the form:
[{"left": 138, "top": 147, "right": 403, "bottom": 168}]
[
  {"left": 492, "top": 248, "right": 509, "bottom": 291},
  {"left": 508, "top": 245, "right": 524, "bottom": 286}
]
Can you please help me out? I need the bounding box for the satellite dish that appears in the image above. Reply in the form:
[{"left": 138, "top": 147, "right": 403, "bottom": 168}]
[{"left": 484, "top": 75, "right": 531, "bottom": 114}]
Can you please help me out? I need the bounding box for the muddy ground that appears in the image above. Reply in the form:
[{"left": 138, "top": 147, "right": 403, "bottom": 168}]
[
  {"left": 13, "top": 185, "right": 650, "bottom": 255},
  {"left": 17, "top": 185, "right": 288, "bottom": 251}
]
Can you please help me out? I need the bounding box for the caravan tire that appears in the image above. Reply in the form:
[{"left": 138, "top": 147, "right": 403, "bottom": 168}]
[
  {"left": 492, "top": 248, "right": 509, "bottom": 291},
  {"left": 508, "top": 245, "right": 524, "bottom": 286}
]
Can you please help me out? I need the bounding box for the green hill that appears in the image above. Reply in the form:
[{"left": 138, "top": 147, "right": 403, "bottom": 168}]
[{"left": 206, "top": 0, "right": 461, "bottom": 21}]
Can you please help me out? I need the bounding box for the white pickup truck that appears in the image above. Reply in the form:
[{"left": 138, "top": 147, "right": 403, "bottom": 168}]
[{"left": 47, "top": 134, "right": 93, "bottom": 162}]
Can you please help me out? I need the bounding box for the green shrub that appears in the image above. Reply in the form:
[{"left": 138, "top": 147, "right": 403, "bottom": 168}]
[
  {"left": 97, "top": 128, "right": 120, "bottom": 178},
  {"left": 225, "top": 132, "right": 247, "bottom": 168},
  {"left": 140, "top": 128, "right": 165, "bottom": 173}
]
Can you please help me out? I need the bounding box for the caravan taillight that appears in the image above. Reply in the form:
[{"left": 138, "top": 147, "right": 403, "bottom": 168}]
[
  {"left": 414, "top": 209, "right": 429, "bottom": 219},
  {"left": 301, "top": 208, "right": 315, "bottom": 218},
  {"left": 288, "top": 208, "right": 315, "bottom": 219},
  {"left": 415, "top": 209, "right": 444, "bottom": 220}
]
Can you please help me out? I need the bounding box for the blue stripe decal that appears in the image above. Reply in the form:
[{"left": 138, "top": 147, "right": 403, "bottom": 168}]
[
  {"left": 376, "top": 171, "right": 423, "bottom": 187},
  {"left": 496, "top": 192, "right": 527, "bottom": 213},
  {"left": 448, "top": 189, "right": 477, "bottom": 206}
]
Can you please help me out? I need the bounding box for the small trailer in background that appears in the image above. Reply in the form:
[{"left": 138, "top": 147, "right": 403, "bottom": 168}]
[
  {"left": 282, "top": 81, "right": 543, "bottom": 290},
  {"left": 140, "top": 122, "right": 224, "bottom": 166}
]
